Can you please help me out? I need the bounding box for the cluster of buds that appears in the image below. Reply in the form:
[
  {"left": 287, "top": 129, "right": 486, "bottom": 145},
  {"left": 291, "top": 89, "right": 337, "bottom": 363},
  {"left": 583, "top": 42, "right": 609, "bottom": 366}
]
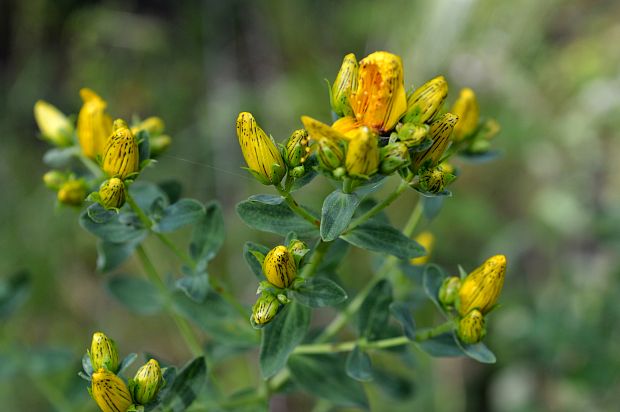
[
  {"left": 35, "top": 88, "right": 172, "bottom": 209},
  {"left": 86, "top": 332, "right": 164, "bottom": 412},
  {"left": 250, "top": 240, "right": 309, "bottom": 326},
  {"left": 438, "top": 255, "right": 507, "bottom": 344}
]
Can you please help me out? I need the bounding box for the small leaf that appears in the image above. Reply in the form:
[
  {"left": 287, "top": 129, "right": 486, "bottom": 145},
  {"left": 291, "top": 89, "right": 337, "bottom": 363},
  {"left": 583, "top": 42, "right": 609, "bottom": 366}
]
[
  {"left": 160, "top": 357, "right": 207, "bottom": 412},
  {"left": 247, "top": 194, "right": 283, "bottom": 205},
  {"left": 290, "top": 167, "right": 318, "bottom": 192},
  {"left": 243, "top": 242, "right": 270, "bottom": 280},
  {"left": 423, "top": 264, "right": 449, "bottom": 315},
  {"left": 290, "top": 277, "right": 347, "bottom": 307},
  {"left": 458, "top": 265, "right": 468, "bottom": 279},
  {"left": 353, "top": 174, "right": 386, "bottom": 197},
  {"left": 0, "top": 271, "right": 30, "bottom": 319},
  {"left": 341, "top": 221, "right": 425, "bottom": 260},
  {"left": 96, "top": 237, "right": 146, "bottom": 272},
  {"left": 158, "top": 180, "right": 183, "bottom": 204},
  {"left": 417, "top": 332, "right": 462, "bottom": 357},
  {"left": 320, "top": 190, "right": 361, "bottom": 241},
  {"left": 107, "top": 275, "right": 163, "bottom": 315},
  {"left": 189, "top": 202, "right": 224, "bottom": 265},
  {"left": 153, "top": 198, "right": 205, "bottom": 233},
  {"left": 176, "top": 272, "right": 209, "bottom": 303},
  {"left": 42, "top": 146, "right": 78, "bottom": 168},
  {"left": 345, "top": 346, "right": 373, "bottom": 382},
  {"left": 236, "top": 197, "right": 318, "bottom": 237},
  {"left": 453, "top": 332, "right": 497, "bottom": 364},
  {"left": 136, "top": 130, "right": 150, "bottom": 162},
  {"left": 260, "top": 302, "right": 310, "bottom": 378},
  {"left": 80, "top": 209, "right": 147, "bottom": 243},
  {"left": 118, "top": 353, "right": 138, "bottom": 375},
  {"left": 389, "top": 302, "right": 416, "bottom": 340},
  {"left": 288, "top": 354, "right": 368, "bottom": 408},
  {"left": 359, "top": 279, "right": 393, "bottom": 340},
  {"left": 459, "top": 149, "right": 502, "bottom": 163},
  {"left": 422, "top": 196, "right": 444, "bottom": 221},
  {"left": 129, "top": 182, "right": 169, "bottom": 212},
  {"left": 81, "top": 353, "right": 94, "bottom": 376}
]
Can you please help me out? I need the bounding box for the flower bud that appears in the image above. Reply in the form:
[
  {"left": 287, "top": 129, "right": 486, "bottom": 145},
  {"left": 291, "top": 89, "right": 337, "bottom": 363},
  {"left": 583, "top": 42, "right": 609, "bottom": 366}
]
[
  {"left": 451, "top": 88, "right": 479, "bottom": 142},
  {"left": 89, "top": 332, "right": 120, "bottom": 373},
  {"left": 252, "top": 293, "right": 281, "bottom": 325},
  {"left": 438, "top": 276, "right": 461, "bottom": 308},
  {"left": 317, "top": 137, "right": 345, "bottom": 171},
  {"left": 149, "top": 134, "right": 171, "bottom": 157},
  {"left": 331, "top": 53, "right": 358, "bottom": 117},
  {"left": 99, "top": 178, "right": 126, "bottom": 209},
  {"left": 33, "top": 100, "right": 73, "bottom": 147},
  {"left": 43, "top": 170, "right": 66, "bottom": 190},
  {"left": 345, "top": 127, "right": 380, "bottom": 179},
  {"left": 236, "top": 112, "right": 286, "bottom": 185},
  {"left": 379, "top": 142, "right": 410, "bottom": 175},
  {"left": 288, "top": 240, "right": 309, "bottom": 266},
  {"left": 284, "top": 129, "right": 310, "bottom": 169},
  {"left": 396, "top": 123, "right": 429, "bottom": 148},
  {"left": 131, "top": 116, "right": 165, "bottom": 136},
  {"left": 416, "top": 165, "right": 456, "bottom": 194},
  {"left": 57, "top": 179, "right": 87, "bottom": 206},
  {"left": 411, "top": 113, "right": 458, "bottom": 170},
  {"left": 410, "top": 231, "right": 435, "bottom": 265},
  {"left": 458, "top": 255, "right": 507, "bottom": 316},
  {"left": 263, "top": 245, "right": 297, "bottom": 288},
  {"left": 91, "top": 369, "right": 133, "bottom": 412},
  {"left": 102, "top": 119, "right": 140, "bottom": 179},
  {"left": 457, "top": 309, "right": 486, "bottom": 344},
  {"left": 403, "top": 76, "right": 448, "bottom": 124},
  {"left": 131, "top": 359, "right": 163, "bottom": 405},
  {"left": 77, "top": 88, "right": 113, "bottom": 159}
]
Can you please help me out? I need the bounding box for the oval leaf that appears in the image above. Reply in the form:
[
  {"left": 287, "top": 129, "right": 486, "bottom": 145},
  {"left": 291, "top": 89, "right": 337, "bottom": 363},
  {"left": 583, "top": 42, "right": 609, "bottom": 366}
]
[
  {"left": 176, "top": 272, "right": 209, "bottom": 303},
  {"left": 189, "top": 202, "right": 225, "bottom": 266},
  {"left": 80, "top": 210, "right": 147, "bottom": 243},
  {"left": 243, "top": 242, "right": 269, "bottom": 280},
  {"left": 453, "top": 332, "right": 497, "bottom": 364},
  {"left": 106, "top": 275, "right": 163, "bottom": 315},
  {"left": 423, "top": 264, "right": 448, "bottom": 315},
  {"left": 359, "top": 279, "right": 393, "bottom": 340},
  {"left": 341, "top": 221, "right": 425, "bottom": 259},
  {"left": 417, "top": 332, "right": 462, "bottom": 357},
  {"left": 96, "top": 237, "right": 146, "bottom": 272},
  {"left": 290, "top": 277, "right": 348, "bottom": 307},
  {"left": 153, "top": 198, "right": 205, "bottom": 233},
  {"left": 389, "top": 302, "right": 416, "bottom": 340},
  {"left": 161, "top": 357, "right": 207, "bottom": 412},
  {"left": 345, "top": 346, "right": 373, "bottom": 382},
  {"left": 320, "top": 190, "right": 361, "bottom": 241},
  {"left": 236, "top": 198, "right": 318, "bottom": 237}
]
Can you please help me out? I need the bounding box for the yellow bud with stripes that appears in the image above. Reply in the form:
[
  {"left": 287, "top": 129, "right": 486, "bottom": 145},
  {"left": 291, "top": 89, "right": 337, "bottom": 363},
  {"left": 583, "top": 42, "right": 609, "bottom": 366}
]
[
  {"left": 57, "top": 179, "right": 87, "bottom": 206},
  {"left": 99, "top": 178, "right": 126, "bottom": 210},
  {"left": 89, "top": 332, "right": 120, "bottom": 373},
  {"left": 131, "top": 359, "right": 163, "bottom": 405},
  {"left": 77, "top": 88, "right": 113, "bottom": 159},
  {"left": 91, "top": 369, "right": 133, "bottom": 412},
  {"left": 458, "top": 309, "right": 486, "bottom": 344},
  {"left": 102, "top": 119, "right": 140, "bottom": 179},
  {"left": 331, "top": 53, "right": 358, "bottom": 117},
  {"left": 34, "top": 100, "right": 74, "bottom": 147},
  {"left": 345, "top": 127, "right": 379, "bottom": 179},
  {"left": 252, "top": 293, "right": 281, "bottom": 325},
  {"left": 451, "top": 88, "right": 480, "bottom": 142},
  {"left": 263, "top": 245, "right": 297, "bottom": 288},
  {"left": 416, "top": 164, "right": 456, "bottom": 194},
  {"left": 284, "top": 129, "right": 310, "bottom": 169},
  {"left": 411, "top": 113, "right": 458, "bottom": 171},
  {"left": 458, "top": 255, "right": 507, "bottom": 316},
  {"left": 403, "top": 76, "right": 448, "bottom": 124}
]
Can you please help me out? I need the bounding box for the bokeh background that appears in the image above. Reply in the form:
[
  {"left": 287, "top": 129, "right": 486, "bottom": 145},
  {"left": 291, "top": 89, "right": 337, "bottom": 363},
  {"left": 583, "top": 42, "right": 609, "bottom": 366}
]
[{"left": 1, "top": 0, "right": 619, "bottom": 410}]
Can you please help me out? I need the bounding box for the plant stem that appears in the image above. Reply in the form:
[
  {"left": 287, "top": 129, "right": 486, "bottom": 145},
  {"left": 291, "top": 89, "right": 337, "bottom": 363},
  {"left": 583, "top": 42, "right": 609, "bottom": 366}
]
[
  {"left": 299, "top": 238, "right": 331, "bottom": 278},
  {"left": 345, "top": 179, "right": 409, "bottom": 233},
  {"left": 136, "top": 245, "right": 203, "bottom": 357},
  {"left": 276, "top": 186, "right": 320, "bottom": 227}
]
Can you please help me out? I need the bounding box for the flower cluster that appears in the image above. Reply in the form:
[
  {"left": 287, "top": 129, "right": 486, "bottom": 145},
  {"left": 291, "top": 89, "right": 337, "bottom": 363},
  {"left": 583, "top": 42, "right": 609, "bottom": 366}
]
[{"left": 34, "top": 89, "right": 171, "bottom": 210}]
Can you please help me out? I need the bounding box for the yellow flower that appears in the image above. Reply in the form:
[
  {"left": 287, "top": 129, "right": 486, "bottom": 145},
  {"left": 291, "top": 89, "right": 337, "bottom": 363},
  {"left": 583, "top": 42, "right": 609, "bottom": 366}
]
[
  {"left": 451, "top": 88, "right": 480, "bottom": 142},
  {"left": 457, "top": 309, "right": 486, "bottom": 344},
  {"left": 403, "top": 76, "right": 448, "bottom": 124},
  {"left": 77, "top": 88, "right": 113, "bottom": 159},
  {"left": 301, "top": 115, "right": 349, "bottom": 142},
  {"left": 344, "top": 127, "right": 380, "bottom": 179},
  {"left": 130, "top": 116, "right": 165, "bottom": 136},
  {"left": 33, "top": 100, "right": 73, "bottom": 146},
  {"left": 57, "top": 179, "right": 87, "bottom": 206},
  {"left": 330, "top": 53, "right": 358, "bottom": 117},
  {"left": 252, "top": 293, "right": 281, "bottom": 325},
  {"left": 411, "top": 113, "right": 458, "bottom": 170},
  {"left": 131, "top": 359, "right": 163, "bottom": 405},
  {"left": 349, "top": 51, "right": 407, "bottom": 133},
  {"left": 236, "top": 112, "right": 285, "bottom": 185},
  {"left": 263, "top": 245, "right": 297, "bottom": 288},
  {"left": 89, "top": 332, "right": 119, "bottom": 373},
  {"left": 102, "top": 119, "right": 140, "bottom": 179},
  {"left": 410, "top": 231, "right": 435, "bottom": 265},
  {"left": 91, "top": 369, "right": 133, "bottom": 412},
  {"left": 99, "top": 178, "right": 126, "bottom": 210},
  {"left": 458, "top": 255, "right": 507, "bottom": 316}
]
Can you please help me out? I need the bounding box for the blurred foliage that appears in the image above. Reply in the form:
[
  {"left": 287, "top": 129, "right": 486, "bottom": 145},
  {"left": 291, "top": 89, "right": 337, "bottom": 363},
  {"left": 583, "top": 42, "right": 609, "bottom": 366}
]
[{"left": 1, "top": 0, "right": 619, "bottom": 411}]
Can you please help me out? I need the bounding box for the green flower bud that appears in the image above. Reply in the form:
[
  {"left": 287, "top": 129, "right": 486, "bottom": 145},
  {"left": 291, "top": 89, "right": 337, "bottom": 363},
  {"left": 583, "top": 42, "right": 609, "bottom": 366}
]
[
  {"left": 331, "top": 53, "right": 358, "bottom": 117},
  {"left": 379, "top": 142, "right": 410, "bottom": 175},
  {"left": 57, "top": 179, "right": 87, "bottom": 206},
  {"left": 457, "top": 309, "right": 486, "bottom": 344},
  {"left": 345, "top": 126, "right": 379, "bottom": 179},
  {"left": 252, "top": 293, "right": 281, "bottom": 325},
  {"left": 102, "top": 119, "right": 140, "bottom": 179},
  {"left": 411, "top": 113, "right": 458, "bottom": 171},
  {"left": 438, "top": 276, "right": 461, "bottom": 308},
  {"left": 34, "top": 100, "right": 74, "bottom": 147},
  {"left": 458, "top": 255, "right": 506, "bottom": 316},
  {"left": 98, "top": 178, "right": 126, "bottom": 210},
  {"left": 263, "top": 245, "right": 297, "bottom": 288},
  {"left": 317, "top": 137, "right": 345, "bottom": 171},
  {"left": 91, "top": 368, "right": 133, "bottom": 412},
  {"left": 403, "top": 76, "right": 448, "bottom": 124},
  {"left": 416, "top": 165, "right": 456, "bottom": 194},
  {"left": 131, "top": 359, "right": 163, "bottom": 405},
  {"left": 288, "top": 240, "right": 309, "bottom": 266},
  {"left": 43, "top": 170, "right": 66, "bottom": 190},
  {"left": 396, "top": 123, "right": 429, "bottom": 148},
  {"left": 149, "top": 135, "right": 171, "bottom": 157},
  {"left": 284, "top": 129, "right": 310, "bottom": 169},
  {"left": 89, "top": 332, "right": 120, "bottom": 373}
]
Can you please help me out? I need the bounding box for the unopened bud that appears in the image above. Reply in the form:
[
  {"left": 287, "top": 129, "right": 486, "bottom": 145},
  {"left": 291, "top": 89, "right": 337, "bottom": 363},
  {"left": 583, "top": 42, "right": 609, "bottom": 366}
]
[
  {"left": 345, "top": 127, "right": 379, "bottom": 179},
  {"left": 131, "top": 359, "right": 163, "bottom": 405},
  {"left": 102, "top": 119, "right": 140, "bottom": 179},
  {"left": 263, "top": 245, "right": 297, "bottom": 288},
  {"left": 149, "top": 135, "right": 171, "bottom": 157},
  {"left": 91, "top": 369, "right": 133, "bottom": 412},
  {"left": 284, "top": 129, "right": 310, "bottom": 169},
  {"left": 317, "top": 137, "right": 345, "bottom": 171},
  {"left": 77, "top": 88, "right": 113, "bottom": 159},
  {"left": 34, "top": 100, "right": 73, "bottom": 147},
  {"left": 43, "top": 170, "right": 66, "bottom": 190},
  {"left": 457, "top": 309, "right": 486, "bottom": 344},
  {"left": 397, "top": 123, "right": 429, "bottom": 148},
  {"left": 131, "top": 116, "right": 165, "bottom": 136},
  {"left": 458, "top": 255, "right": 506, "bottom": 316},
  {"left": 411, "top": 113, "right": 458, "bottom": 170},
  {"left": 89, "top": 332, "right": 120, "bottom": 373},
  {"left": 99, "top": 178, "right": 126, "bottom": 209},
  {"left": 57, "top": 179, "right": 87, "bottom": 206},
  {"left": 451, "top": 88, "right": 479, "bottom": 142},
  {"left": 438, "top": 276, "right": 461, "bottom": 308},
  {"left": 416, "top": 165, "right": 456, "bottom": 194},
  {"left": 410, "top": 231, "right": 435, "bottom": 265},
  {"left": 379, "top": 142, "right": 410, "bottom": 175},
  {"left": 288, "top": 240, "right": 309, "bottom": 266},
  {"left": 252, "top": 293, "right": 281, "bottom": 325},
  {"left": 403, "top": 76, "right": 448, "bottom": 124},
  {"left": 331, "top": 53, "right": 358, "bottom": 117}
]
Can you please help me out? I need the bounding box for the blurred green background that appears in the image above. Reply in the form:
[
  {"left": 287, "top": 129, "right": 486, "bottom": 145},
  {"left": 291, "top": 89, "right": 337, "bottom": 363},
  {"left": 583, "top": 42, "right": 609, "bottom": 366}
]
[{"left": 1, "top": 0, "right": 619, "bottom": 410}]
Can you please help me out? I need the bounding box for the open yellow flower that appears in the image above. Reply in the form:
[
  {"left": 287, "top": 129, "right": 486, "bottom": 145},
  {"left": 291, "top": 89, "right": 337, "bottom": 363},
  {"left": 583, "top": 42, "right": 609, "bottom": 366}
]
[{"left": 77, "top": 88, "right": 113, "bottom": 159}]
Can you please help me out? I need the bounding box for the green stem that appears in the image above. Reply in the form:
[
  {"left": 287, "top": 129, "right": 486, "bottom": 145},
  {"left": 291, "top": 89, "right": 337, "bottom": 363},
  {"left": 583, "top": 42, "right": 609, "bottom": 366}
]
[
  {"left": 299, "top": 239, "right": 331, "bottom": 278},
  {"left": 125, "top": 191, "right": 152, "bottom": 229},
  {"left": 276, "top": 186, "right": 320, "bottom": 227},
  {"left": 345, "top": 179, "right": 409, "bottom": 233}
]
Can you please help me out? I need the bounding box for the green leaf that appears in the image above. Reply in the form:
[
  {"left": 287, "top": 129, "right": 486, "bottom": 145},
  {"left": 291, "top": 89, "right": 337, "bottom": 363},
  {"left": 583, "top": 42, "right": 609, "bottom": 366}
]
[
  {"left": 288, "top": 354, "right": 368, "bottom": 408},
  {"left": 358, "top": 279, "right": 393, "bottom": 340},
  {"left": 355, "top": 198, "right": 389, "bottom": 224},
  {"left": 320, "top": 190, "right": 361, "bottom": 241},
  {"left": 341, "top": 221, "right": 425, "bottom": 260},
  {"left": 317, "top": 239, "right": 350, "bottom": 272},
  {"left": 290, "top": 277, "right": 347, "bottom": 308},
  {"left": 80, "top": 209, "right": 147, "bottom": 243},
  {"left": 422, "top": 196, "right": 444, "bottom": 221},
  {"left": 389, "top": 302, "right": 416, "bottom": 340},
  {"left": 453, "top": 332, "right": 497, "bottom": 364},
  {"left": 137, "top": 130, "right": 150, "bottom": 162},
  {"left": 118, "top": 353, "right": 138, "bottom": 375},
  {"left": 129, "top": 182, "right": 169, "bottom": 212},
  {"left": 96, "top": 237, "right": 146, "bottom": 272},
  {"left": 160, "top": 357, "right": 207, "bottom": 412},
  {"left": 423, "top": 264, "right": 448, "bottom": 315},
  {"left": 25, "top": 347, "right": 73, "bottom": 375},
  {"left": 353, "top": 175, "right": 386, "bottom": 197},
  {"left": 158, "top": 180, "right": 183, "bottom": 204},
  {"left": 106, "top": 275, "right": 163, "bottom": 315},
  {"left": 417, "top": 332, "right": 462, "bottom": 357},
  {"left": 243, "top": 242, "right": 269, "bottom": 280},
  {"left": 189, "top": 202, "right": 224, "bottom": 266},
  {"left": 459, "top": 149, "right": 502, "bottom": 163},
  {"left": 248, "top": 194, "right": 283, "bottom": 205},
  {"left": 345, "top": 346, "right": 373, "bottom": 382},
  {"left": 176, "top": 272, "right": 209, "bottom": 303},
  {"left": 153, "top": 198, "right": 205, "bottom": 233},
  {"left": 236, "top": 197, "right": 318, "bottom": 237},
  {"left": 0, "top": 271, "right": 30, "bottom": 319},
  {"left": 290, "top": 167, "right": 318, "bottom": 192},
  {"left": 260, "top": 302, "right": 310, "bottom": 378}
]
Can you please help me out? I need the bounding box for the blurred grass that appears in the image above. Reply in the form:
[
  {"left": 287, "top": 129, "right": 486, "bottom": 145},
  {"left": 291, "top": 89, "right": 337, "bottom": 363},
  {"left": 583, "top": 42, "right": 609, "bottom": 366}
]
[{"left": 1, "top": 0, "right": 619, "bottom": 410}]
